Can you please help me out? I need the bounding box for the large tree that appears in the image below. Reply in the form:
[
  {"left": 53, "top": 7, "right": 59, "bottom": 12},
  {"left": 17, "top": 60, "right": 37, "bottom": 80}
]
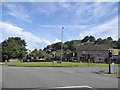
[
  {"left": 81, "top": 36, "right": 89, "bottom": 43},
  {"left": 30, "top": 49, "right": 45, "bottom": 58},
  {"left": 43, "top": 42, "right": 62, "bottom": 52},
  {"left": 81, "top": 36, "right": 95, "bottom": 43},
  {"left": 2, "top": 37, "right": 27, "bottom": 61},
  {"left": 89, "top": 36, "right": 96, "bottom": 42}
]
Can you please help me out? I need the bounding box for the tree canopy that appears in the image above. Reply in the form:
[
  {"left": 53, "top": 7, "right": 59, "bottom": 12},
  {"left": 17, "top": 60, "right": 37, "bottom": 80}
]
[
  {"left": 2, "top": 37, "right": 27, "bottom": 61},
  {"left": 43, "top": 36, "right": 120, "bottom": 54},
  {"left": 1, "top": 36, "right": 120, "bottom": 62}
]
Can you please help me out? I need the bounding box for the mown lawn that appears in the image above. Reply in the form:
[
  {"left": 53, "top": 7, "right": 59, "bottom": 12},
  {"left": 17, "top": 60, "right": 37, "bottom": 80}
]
[{"left": 5, "top": 61, "right": 119, "bottom": 67}]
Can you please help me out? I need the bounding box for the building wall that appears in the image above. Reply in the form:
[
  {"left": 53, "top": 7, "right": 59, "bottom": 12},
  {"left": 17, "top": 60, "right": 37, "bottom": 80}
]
[
  {"left": 109, "top": 49, "right": 120, "bottom": 55},
  {"left": 77, "top": 50, "right": 108, "bottom": 62}
]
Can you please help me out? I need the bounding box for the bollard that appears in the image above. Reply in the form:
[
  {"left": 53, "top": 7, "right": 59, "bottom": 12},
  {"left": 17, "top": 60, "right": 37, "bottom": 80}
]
[
  {"left": 5, "top": 60, "right": 7, "bottom": 65},
  {"left": 111, "top": 62, "right": 115, "bottom": 74}
]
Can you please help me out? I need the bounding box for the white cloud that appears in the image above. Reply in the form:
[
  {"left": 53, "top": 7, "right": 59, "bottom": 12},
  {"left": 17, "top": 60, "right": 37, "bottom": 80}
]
[
  {"left": 38, "top": 19, "right": 118, "bottom": 41},
  {"left": 0, "top": 22, "right": 64, "bottom": 50},
  {"left": 54, "top": 38, "right": 61, "bottom": 43},
  {"left": 30, "top": 2, "right": 73, "bottom": 16},
  {"left": 91, "top": 3, "right": 117, "bottom": 20},
  {"left": 78, "top": 17, "right": 118, "bottom": 40},
  {"left": 1, "top": 2, "right": 118, "bottom": 50},
  {"left": 4, "top": 2, "right": 116, "bottom": 25},
  {"left": 0, "top": 22, "right": 52, "bottom": 50},
  {"left": 73, "top": 2, "right": 118, "bottom": 24},
  {"left": 31, "top": 2, "right": 59, "bottom": 16},
  {"left": 4, "top": 3, "right": 31, "bottom": 22}
]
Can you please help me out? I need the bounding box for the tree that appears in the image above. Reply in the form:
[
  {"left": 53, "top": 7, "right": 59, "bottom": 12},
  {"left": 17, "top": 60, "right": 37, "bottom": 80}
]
[
  {"left": 29, "top": 49, "right": 52, "bottom": 60},
  {"left": 43, "top": 45, "right": 52, "bottom": 53},
  {"left": 29, "top": 49, "right": 38, "bottom": 58},
  {"left": 38, "top": 49, "right": 47, "bottom": 58},
  {"left": 95, "top": 38, "right": 102, "bottom": 44},
  {"left": 81, "top": 36, "right": 89, "bottom": 43},
  {"left": 89, "top": 36, "right": 96, "bottom": 42},
  {"left": 52, "top": 42, "right": 62, "bottom": 51},
  {"left": 81, "top": 36, "right": 95, "bottom": 43},
  {"left": 111, "top": 40, "right": 117, "bottom": 49},
  {"left": 100, "top": 39, "right": 111, "bottom": 48},
  {"left": 2, "top": 37, "right": 27, "bottom": 61},
  {"left": 44, "top": 53, "right": 52, "bottom": 61},
  {"left": 43, "top": 42, "right": 62, "bottom": 52},
  {"left": 64, "top": 41, "right": 75, "bottom": 51},
  {"left": 63, "top": 44, "right": 69, "bottom": 51},
  {"left": 107, "top": 37, "right": 113, "bottom": 41},
  {"left": 95, "top": 37, "right": 115, "bottom": 48}
]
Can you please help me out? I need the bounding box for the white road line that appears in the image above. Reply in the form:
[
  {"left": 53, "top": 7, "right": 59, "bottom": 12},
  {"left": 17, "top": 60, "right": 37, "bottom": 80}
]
[{"left": 55, "top": 85, "right": 94, "bottom": 89}]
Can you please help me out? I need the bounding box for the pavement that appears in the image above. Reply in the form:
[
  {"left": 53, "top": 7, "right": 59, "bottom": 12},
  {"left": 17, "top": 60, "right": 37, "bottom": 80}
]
[{"left": 1, "top": 66, "right": 120, "bottom": 90}]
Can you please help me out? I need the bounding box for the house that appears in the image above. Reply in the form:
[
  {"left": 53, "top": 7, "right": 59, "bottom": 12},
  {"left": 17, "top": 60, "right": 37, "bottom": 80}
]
[
  {"left": 108, "top": 49, "right": 120, "bottom": 55},
  {"left": 108, "top": 49, "right": 120, "bottom": 63},
  {"left": 77, "top": 44, "right": 109, "bottom": 63}
]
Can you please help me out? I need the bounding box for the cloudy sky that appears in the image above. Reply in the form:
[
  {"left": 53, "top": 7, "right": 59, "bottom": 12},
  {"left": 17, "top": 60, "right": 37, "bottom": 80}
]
[{"left": 1, "top": 1, "right": 119, "bottom": 50}]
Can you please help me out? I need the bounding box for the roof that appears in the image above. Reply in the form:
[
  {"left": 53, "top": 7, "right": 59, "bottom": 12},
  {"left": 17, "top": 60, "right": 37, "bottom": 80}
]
[{"left": 78, "top": 44, "right": 109, "bottom": 51}]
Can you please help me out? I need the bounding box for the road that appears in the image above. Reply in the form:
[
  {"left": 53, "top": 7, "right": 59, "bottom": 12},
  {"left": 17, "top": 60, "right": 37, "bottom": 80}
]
[
  {"left": 1, "top": 66, "right": 119, "bottom": 90},
  {"left": 0, "top": 65, "right": 2, "bottom": 90}
]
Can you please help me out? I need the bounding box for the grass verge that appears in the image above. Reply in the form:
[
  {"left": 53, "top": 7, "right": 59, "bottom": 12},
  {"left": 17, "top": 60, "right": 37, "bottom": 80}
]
[{"left": 5, "top": 61, "right": 119, "bottom": 67}]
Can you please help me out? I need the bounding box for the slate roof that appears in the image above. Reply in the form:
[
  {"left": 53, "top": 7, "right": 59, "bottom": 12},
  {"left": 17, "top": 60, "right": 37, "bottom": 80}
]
[{"left": 78, "top": 44, "right": 109, "bottom": 51}]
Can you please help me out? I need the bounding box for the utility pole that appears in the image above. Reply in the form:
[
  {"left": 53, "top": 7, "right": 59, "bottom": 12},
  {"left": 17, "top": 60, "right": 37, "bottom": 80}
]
[
  {"left": 60, "top": 27, "right": 64, "bottom": 64},
  {"left": 108, "top": 57, "right": 111, "bottom": 74},
  {"left": 108, "top": 50, "right": 112, "bottom": 74},
  {"left": 88, "top": 54, "right": 90, "bottom": 67}
]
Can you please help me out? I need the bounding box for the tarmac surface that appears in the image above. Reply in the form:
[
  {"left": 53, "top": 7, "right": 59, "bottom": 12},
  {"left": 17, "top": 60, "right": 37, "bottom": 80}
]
[{"left": 1, "top": 66, "right": 120, "bottom": 90}]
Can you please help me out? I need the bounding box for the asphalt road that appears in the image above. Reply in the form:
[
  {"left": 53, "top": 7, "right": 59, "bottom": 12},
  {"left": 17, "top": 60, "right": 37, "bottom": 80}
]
[
  {"left": 0, "top": 66, "right": 2, "bottom": 90},
  {"left": 1, "top": 66, "right": 119, "bottom": 90}
]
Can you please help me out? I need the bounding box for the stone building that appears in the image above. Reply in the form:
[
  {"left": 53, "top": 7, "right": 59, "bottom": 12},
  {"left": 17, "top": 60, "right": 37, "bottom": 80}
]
[{"left": 77, "top": 44, "right": 109, "bottom": 62}]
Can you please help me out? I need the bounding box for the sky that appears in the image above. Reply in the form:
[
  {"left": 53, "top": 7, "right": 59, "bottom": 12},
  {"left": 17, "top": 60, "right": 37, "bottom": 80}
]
[{"left": 0, "top": 1, "right": 119, "bottom": 50}]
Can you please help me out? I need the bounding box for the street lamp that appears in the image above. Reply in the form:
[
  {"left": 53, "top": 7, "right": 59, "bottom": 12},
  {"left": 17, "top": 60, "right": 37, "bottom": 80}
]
[{"left": 60, "top": 27, "right": 64, "bottom": 63}]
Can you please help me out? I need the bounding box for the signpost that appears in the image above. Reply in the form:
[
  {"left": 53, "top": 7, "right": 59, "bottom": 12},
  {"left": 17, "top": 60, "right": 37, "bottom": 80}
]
[{"left": 108, "top": 50, "right": 112, "bottom": 74}]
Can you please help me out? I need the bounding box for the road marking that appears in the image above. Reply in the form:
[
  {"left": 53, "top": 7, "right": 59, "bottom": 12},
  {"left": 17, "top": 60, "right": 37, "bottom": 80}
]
[{"left": 55, "top": 85, "right": 94, "bottom": 89}]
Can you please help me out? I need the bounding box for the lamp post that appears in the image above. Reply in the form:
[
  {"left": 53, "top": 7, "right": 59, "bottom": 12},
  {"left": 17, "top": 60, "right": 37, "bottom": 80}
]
[{"left": 60, "top": 27, "right": 64, "bottom": 63}]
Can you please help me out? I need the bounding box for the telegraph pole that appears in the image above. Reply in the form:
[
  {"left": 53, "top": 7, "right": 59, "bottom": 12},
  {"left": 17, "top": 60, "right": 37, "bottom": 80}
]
[
  {"left": 108, "top": 50, "right": 112, "bottom": 74},
  {"left": 60, "top": 27, "right": 64, "bottom": 64}
]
